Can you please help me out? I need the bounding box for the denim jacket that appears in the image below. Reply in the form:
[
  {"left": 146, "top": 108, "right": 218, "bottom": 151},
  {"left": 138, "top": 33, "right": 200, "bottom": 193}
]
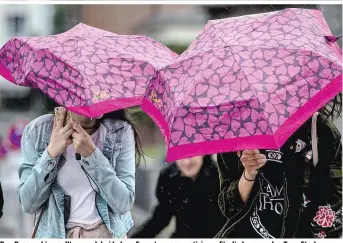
[{"left": 18, "top": 114, "right": 135, "bottom": 238}]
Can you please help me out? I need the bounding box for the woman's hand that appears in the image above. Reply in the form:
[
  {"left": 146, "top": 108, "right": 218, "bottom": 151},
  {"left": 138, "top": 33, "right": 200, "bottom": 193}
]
[
  {"left": 47, "top": 109, "right": 74, "bottom": 158},
  {"left": 72, "top": 123, "right": 96, "bottom": 158},
  {"left": 240, "top": 149, "right": 267, "bottom": 180}
]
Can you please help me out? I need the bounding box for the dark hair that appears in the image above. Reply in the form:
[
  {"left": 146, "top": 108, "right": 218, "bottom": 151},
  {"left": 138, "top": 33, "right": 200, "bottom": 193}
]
[
  {"left": 320, "top": 93, "right": 342, "bottom": 120},
  {"left": 100, "top": 109, "right": 144, "bottom": 166}
]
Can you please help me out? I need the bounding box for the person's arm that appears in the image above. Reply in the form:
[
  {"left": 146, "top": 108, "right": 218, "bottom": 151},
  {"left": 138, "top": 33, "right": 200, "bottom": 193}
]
[
  {"left": 18, "top": 122, "right": 60, "bottom": 214},
  {"left": 217, "top": 151, "right": 265, "bottom": 218},
  {"left": 217, "top": 152, "right": 245, "bottom": 218},
  {"left": 299, "top": 116, "right": 342, "bottom": 238},
  {"left": 238, "top": 171, "right": 256, "bottom": 203},
  {"left": 132, "top": 173, "right": 173, "bottom": 238},
  {"left": 79, "top": 123, "right": 136, "bottom": 215}
]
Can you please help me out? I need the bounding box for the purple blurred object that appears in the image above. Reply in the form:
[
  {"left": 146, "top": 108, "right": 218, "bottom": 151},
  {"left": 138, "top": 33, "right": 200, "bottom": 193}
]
[{"left": 7, "top": 121, "right": 27, "bottom": 150}]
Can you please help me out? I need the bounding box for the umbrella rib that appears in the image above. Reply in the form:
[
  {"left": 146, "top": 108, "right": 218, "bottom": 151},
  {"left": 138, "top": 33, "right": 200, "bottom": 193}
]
[
  {"left": 230, "top": 10, "right": 280, "bottom": 44},
  {"left": 166, "top": 50, "right": 218, "bottom": 136},
  {"left": 299, "top": 9, "right": 332, "bottom": 37}
]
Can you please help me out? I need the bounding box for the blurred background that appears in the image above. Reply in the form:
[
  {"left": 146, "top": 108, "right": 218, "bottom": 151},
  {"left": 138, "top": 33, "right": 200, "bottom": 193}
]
[{"left": 0, "top": 3, "right": 342, "bottom": 238}]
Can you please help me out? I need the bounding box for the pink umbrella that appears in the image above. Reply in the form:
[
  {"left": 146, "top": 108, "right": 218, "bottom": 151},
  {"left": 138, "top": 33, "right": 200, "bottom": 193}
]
[
  {"left": 0, "top": 23, "right": 177, "bottom": 117},
  {"left": 141, "top": 8, "right": 343, "bottom": 161}
]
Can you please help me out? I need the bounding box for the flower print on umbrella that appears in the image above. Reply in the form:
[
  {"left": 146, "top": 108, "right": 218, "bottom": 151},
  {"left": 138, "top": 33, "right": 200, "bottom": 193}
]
[
  {"left": 313, "top": 204, "right": 337, "bottom": 228},
  {"left": 150, "top": 90, "right": 162, "bottom": 108},
  {"left": 90, "top": 86, "right": 111, "bottom": 103}
]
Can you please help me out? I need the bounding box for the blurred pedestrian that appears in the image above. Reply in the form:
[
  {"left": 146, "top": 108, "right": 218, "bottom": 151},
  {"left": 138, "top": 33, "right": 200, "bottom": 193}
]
[
  {"left": 18, "top": 107, "right": 143, "bottom": 238},
  {"left": 215, "top": 96, "right": 342, "bottom": 239},
  {"left": 132, "top": 155, "right": 225, "bottom": 238},
  {"left": 0, "top": 181, "right": 3, "bottom": 219}
]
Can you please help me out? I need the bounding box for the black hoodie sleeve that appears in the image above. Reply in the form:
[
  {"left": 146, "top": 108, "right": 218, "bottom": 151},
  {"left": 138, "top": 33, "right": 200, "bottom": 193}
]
[
  {"left": 298, "top": 115, "right": 342, "bottom": 238},
  {"left": 0, "top": 182, "right": 3, "bottom": 218},
  {"left": 132, "top": 171, "right": 173, "bottom": 238},
  {"left": 217, "top": 152, "right": 246, "bottom": 219}
]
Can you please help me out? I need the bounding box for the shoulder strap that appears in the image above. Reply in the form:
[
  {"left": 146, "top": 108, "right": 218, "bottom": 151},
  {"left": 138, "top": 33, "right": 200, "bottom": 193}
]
[
  {"left": 303, "top": 112, "right": 319, "bottom": 192},
  {"left": 311, "top": 112, "right": 319, "bottom": 167},
  {"left": 31, "top": 209, "right": 43, "bottom": 238}
]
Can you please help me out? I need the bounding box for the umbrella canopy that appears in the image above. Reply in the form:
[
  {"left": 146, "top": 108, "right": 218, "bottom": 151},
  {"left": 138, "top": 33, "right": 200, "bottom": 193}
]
[
  {"left": 141, "top": 8, "right": 342, "bottom": 161},
  {"left": 0, "top": 23, "right": 177, "bottom": 118}
]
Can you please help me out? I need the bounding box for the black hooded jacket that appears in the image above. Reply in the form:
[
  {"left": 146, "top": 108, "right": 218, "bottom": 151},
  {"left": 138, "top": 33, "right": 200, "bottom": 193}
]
[{"left": 133, "top": 155, "right": 226, "bottom": 238}]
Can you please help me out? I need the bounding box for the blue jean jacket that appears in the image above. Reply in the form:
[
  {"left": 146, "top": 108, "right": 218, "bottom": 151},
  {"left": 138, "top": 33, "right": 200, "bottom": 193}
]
[{"left": 18, "top": 114, "right": 135, "bottom": 238}]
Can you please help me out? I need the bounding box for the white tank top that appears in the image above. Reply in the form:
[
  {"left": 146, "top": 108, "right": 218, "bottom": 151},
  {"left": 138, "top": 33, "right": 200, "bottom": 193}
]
[{"left": 57, "top": 126, "right": 105, "bottom": 228}]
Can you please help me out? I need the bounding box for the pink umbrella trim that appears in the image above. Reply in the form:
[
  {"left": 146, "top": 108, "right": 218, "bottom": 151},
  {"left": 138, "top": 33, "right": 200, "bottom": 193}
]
[
  {"left": 0, "top": 63, "right": 14, "bottom": 83},
  {"left": 68, "top": 96, "right": 143, "bottom": 118}
]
